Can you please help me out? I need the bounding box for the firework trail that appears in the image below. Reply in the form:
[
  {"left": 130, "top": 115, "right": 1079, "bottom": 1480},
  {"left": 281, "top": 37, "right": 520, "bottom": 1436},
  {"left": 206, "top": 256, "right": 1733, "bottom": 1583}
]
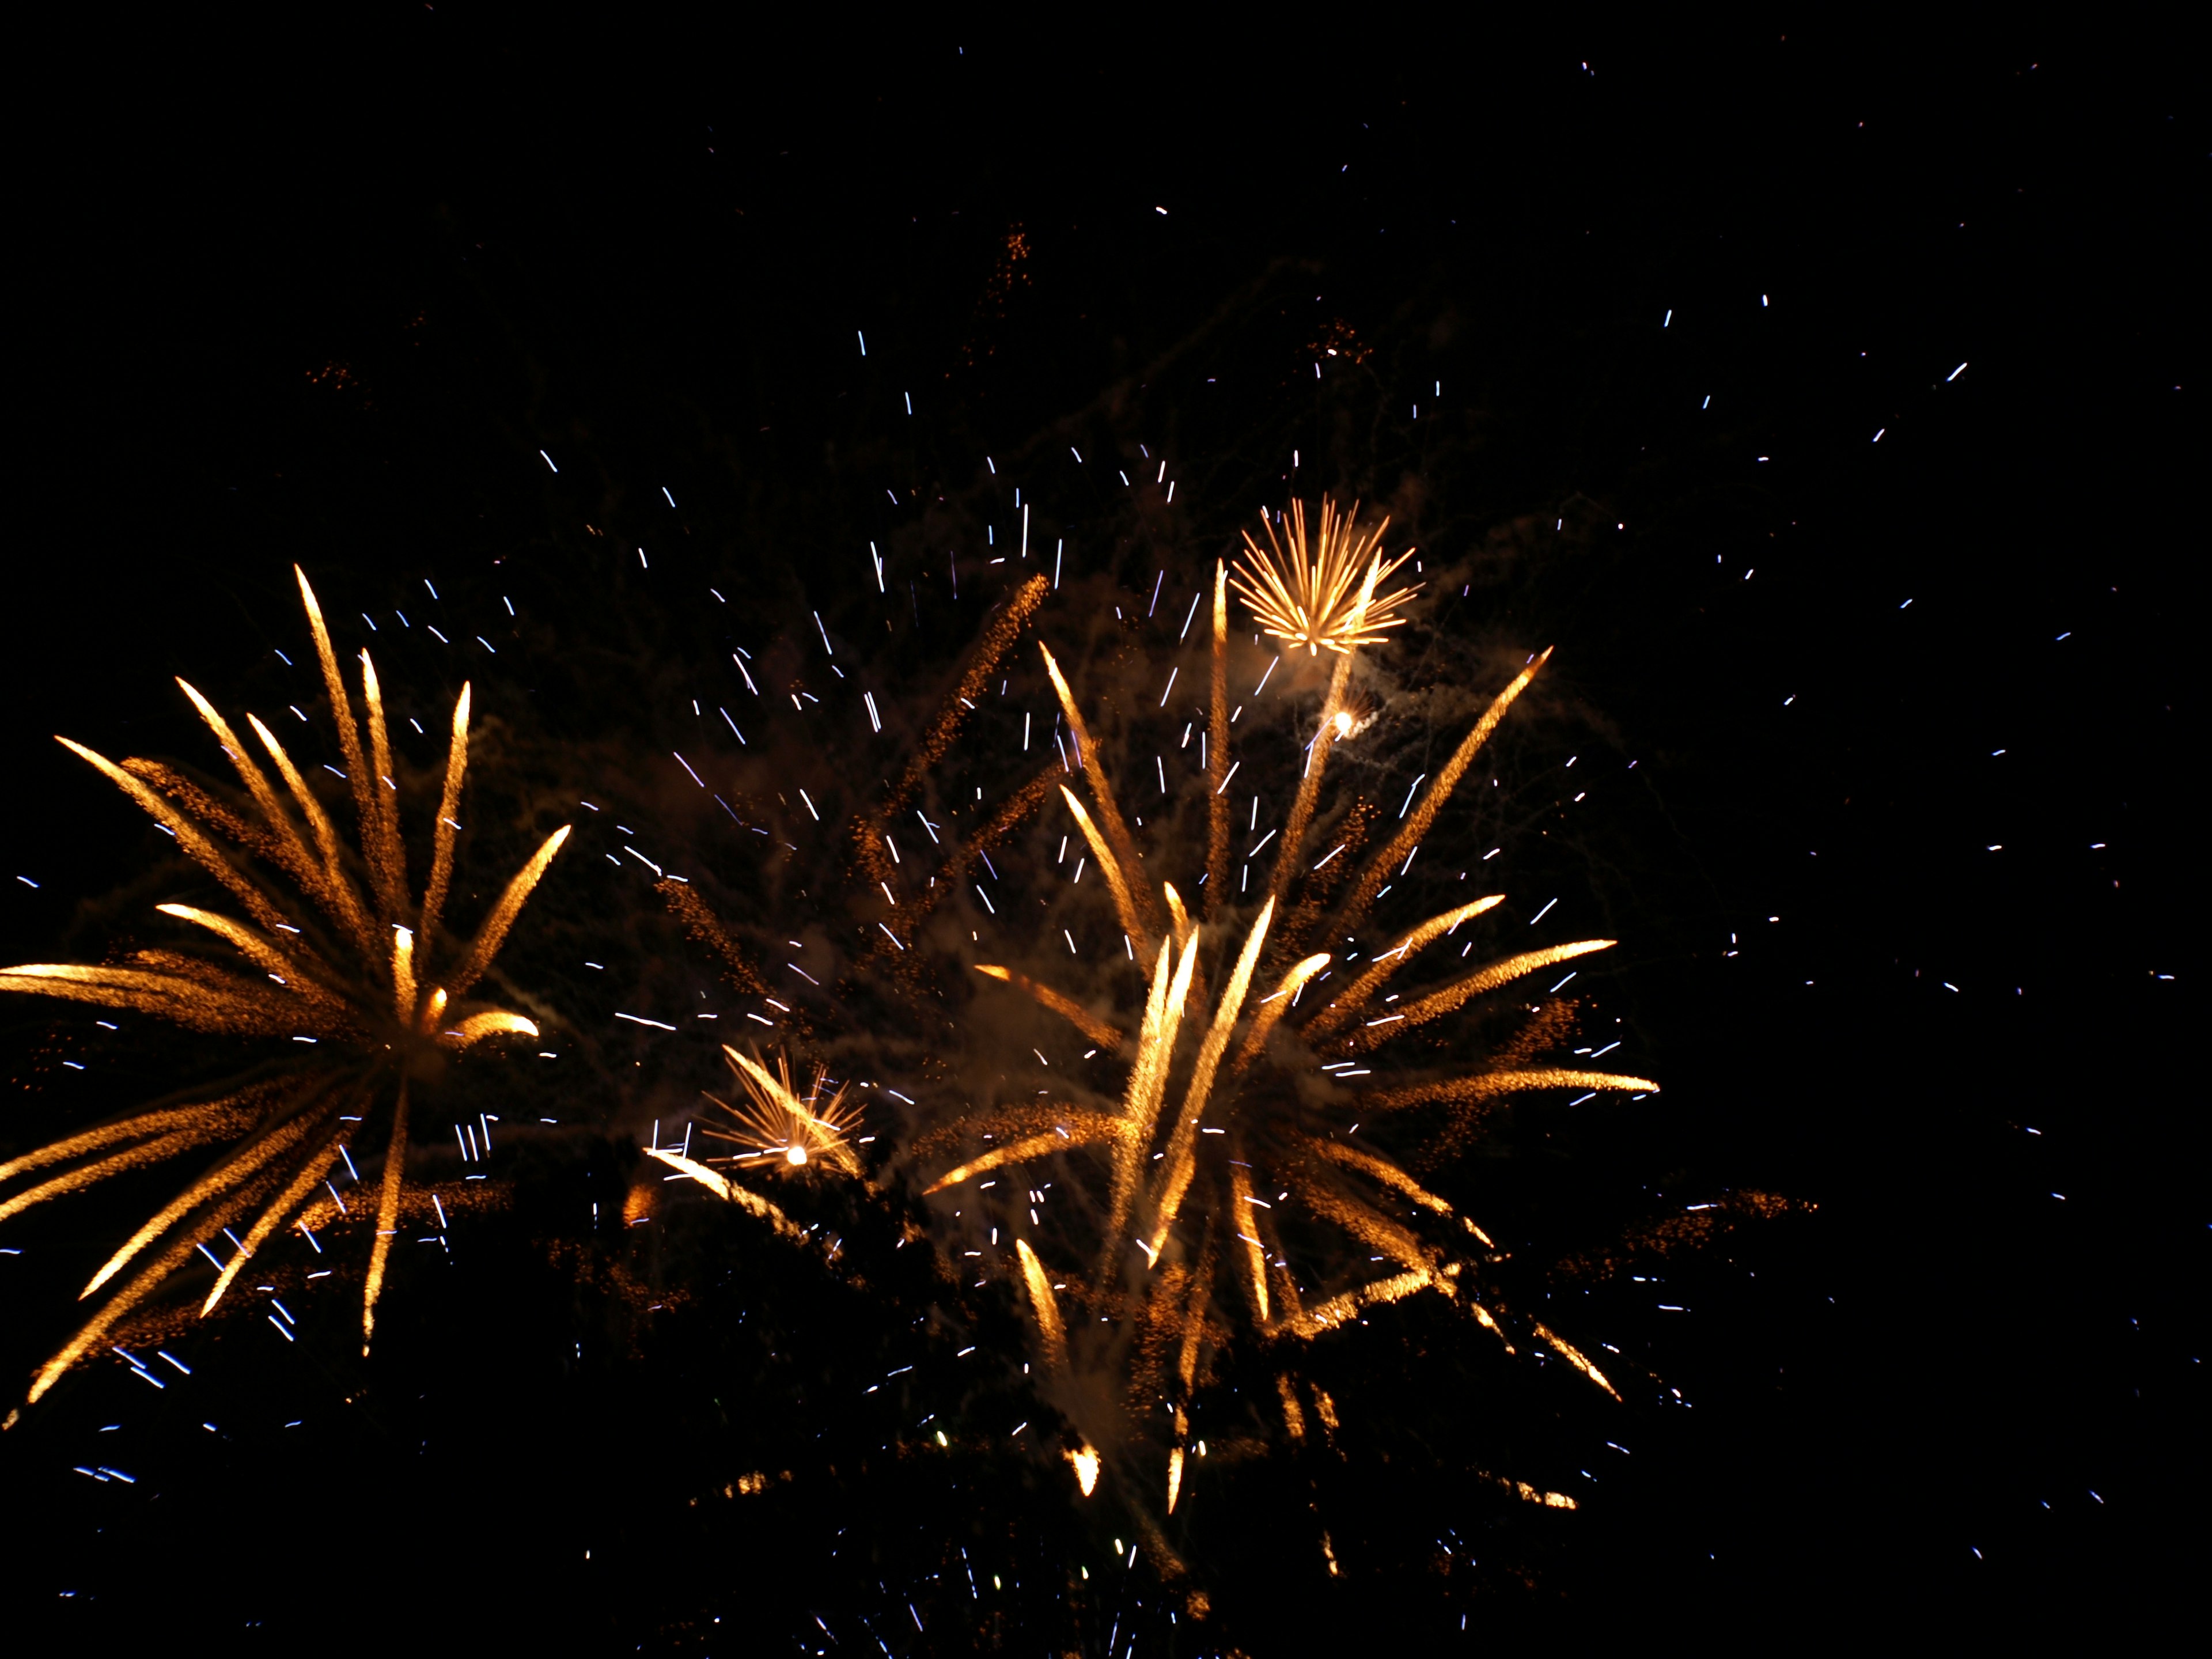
[{"left": 1, "top": 567, "right": 566, "bottom": 1400}]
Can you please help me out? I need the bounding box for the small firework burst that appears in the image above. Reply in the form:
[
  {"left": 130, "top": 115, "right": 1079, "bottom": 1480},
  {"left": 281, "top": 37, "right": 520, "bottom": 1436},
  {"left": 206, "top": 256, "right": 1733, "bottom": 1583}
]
[
  {"left": 0, "top": 567, "right": 567, "bottom": 1398},
  {"left": 1231, "top": 497, "right": 1420, "bottom": 655},
  {"left": 642, "top": 1048, "right": 866, "bottom": 1244},
  {"left": 703, "top": 1047, "right": 864, "bottom": 1176}
]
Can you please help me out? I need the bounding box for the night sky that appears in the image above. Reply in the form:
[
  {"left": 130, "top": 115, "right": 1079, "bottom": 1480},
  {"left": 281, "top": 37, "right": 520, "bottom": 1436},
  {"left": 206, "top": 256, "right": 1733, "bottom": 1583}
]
[{"left": 5, "top": 21, "right": 2199, "bottom": 1646}]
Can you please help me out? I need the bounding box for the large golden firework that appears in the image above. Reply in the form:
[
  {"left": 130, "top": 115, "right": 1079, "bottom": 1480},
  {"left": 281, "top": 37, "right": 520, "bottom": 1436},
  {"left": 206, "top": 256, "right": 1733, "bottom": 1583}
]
[
  {"left": 924, "top": 560, "right": 1652, "bottom": 1525},
  {"left": 1230, "top": 497, "right": 1420, "bottom": 655},
  {"left": 0, "top": 567, "right": 567, "bottom": 1401}
]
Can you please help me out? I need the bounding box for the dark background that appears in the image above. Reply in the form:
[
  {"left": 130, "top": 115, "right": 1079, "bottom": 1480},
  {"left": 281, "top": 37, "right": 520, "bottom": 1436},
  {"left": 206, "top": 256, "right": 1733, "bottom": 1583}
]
[{"left": 3, "top": 17, "right": 2200, "bottom": 1647}]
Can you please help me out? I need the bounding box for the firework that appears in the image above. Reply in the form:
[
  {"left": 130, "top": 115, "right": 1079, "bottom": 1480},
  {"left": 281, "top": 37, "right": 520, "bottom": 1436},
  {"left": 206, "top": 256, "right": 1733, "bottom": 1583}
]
[
  {"left": 919, "top": 558, "right": 1653, "bottom": 1520},
  {"left": 1230, "top": 497, "right": 1420, "bottom": 656},
  {"left": 640, "top": 1043, "right": 873, "bottom": 1243},
  {"left": 619, "top": 525, "right": 1656, "bottom": 1543},
  {"left": 702, "top": 1046, "right": 865, "bottom": 1175},
  {"left": 0, "top": 567, "right": 567, "bottom": 1400}
]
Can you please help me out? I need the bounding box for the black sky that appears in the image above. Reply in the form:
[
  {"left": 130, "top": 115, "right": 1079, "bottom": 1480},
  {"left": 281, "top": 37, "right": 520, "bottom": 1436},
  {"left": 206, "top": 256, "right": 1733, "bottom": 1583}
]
[{"left": 3, "top": 18, "right": 2200, "bottom": 1645}]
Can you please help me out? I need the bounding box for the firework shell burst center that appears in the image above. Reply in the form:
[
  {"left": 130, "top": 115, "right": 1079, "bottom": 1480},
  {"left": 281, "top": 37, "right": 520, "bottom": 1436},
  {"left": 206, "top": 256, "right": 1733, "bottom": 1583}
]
[{"left": 0, "top": 567, "right": 568, "bottom": 1402}]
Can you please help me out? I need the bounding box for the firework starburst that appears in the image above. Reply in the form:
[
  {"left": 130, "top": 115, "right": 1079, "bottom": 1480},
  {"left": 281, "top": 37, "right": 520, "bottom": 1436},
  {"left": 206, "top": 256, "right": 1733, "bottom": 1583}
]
[
  {"left": 704, "top": 1046, "right": 864, "bottom": 1175},
  {"left": 0, "top": 567, "right": 567, "bottom": 1400},
  {"left": 1230, "top": 497, "right": 1420, "bottom": 656},
  {"left": 642, "top": 1047, "right": 866, "bottom": 1243}
]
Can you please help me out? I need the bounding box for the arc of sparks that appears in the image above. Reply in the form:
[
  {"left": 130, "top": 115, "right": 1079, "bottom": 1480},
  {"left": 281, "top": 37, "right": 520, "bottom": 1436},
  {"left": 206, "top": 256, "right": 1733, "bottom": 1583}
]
[
  {"left": 418, "top": 682, "right": 471, "bottom": 944},
  {"left": 1058, "top": 786, "right": 1151, "bottom": 958},
  {"left": 1229, "top": 1157, "right": 1270, "bottom": 1325},
  {"left": 1100, "top": 931, "right": 1200, "bottom": 1274},
  {"left": 0, "top": 1098, "right": 263, "bottom": 1186},
  {"left": 1227, "top": 950, "right": 1332, "bottom": 1079},
  {"left": 645, "top": 1147, "right": 808, "bottom": 1241},
  {"left": 295, "top": 566, "right": 384, "bottom": 905},
  {"left": 0, "top": 1123, "right": 236, "bottom": 1225},
  {"left": 356, "top": 649, "right": 408, "bottom": 921},
  {"left": 154, "top": 904, "right": 335, "bottom": 1008},
  {"left": 56, "top": 738, "right": 295, "bottom": 937},
  {"left": 1298, "top": 1180, "right": 1441, "bottom": 1283},
  {"left": 1166, "top": 1237, "right": 1211, "bottom": 1514},
  {"left": 850, "top": 576, "right": 1051, "bottom": 916},
  {"left": 1278, "top": 1267, "right": 1438, "bottom": 1340},
  {"left": 174, "top": 679, "right": 325, "bottom": 895},
  {"left": 1339, "top": 649, "right": 1552, "bottom": 931},
  {"left": 244, "top": 711, "right": 377, "bottom": 956},
  {"left": 876, "top": 762, "right": 1063, "bottom": 947},
  {"left": 657, "top": 877, "right": 770, "bottom": 997},
  {"left": 1529, "top": 1320, "right": 1622, "bottom": 1401},
  {"left": 973, "top": 964, "right": 1124, "bottom": 1051},
  {"left": 358, "top": 1078, "right": 410, "bottom": 1354},
  {"left": 1306, "top": 1137, "right": 1461, "bottom": 1218},
  {"left": 1338, "top": 941, "right": 1621, "bottom": 1054},
  {"left": 1040, "top": 642, "right": 1163, "bottom": 946},
  {"left": 1302, "top": 896, "right": 1506, "bottom": 1037},
  {"left": 1261, "top": 556, "right": 1382, "bottom": 905},
  {"left": 1162, "top": 882, "right": 1196, "bottom": 952},
  {"left": 200, "top": 1130, "right": 351, "bottom": 1314},
  {"left": 922, "top": 1113, "right": 1126, "bottom": 1194},
  {"left": 444, "top": 825, "right": 571, "bottom": 998},
  {"left": 1361, "top": 1067, "right": 1661, "bottom": 1112},
  {"left": 0, "top": 961, "right": 327, "bottom": 1037},
  {"left": 872, "top": 575, "right": 1050, "bottom": 836},
  {"left": 1205, "top": 559, "right": 1230, "bottom": 917},
  {"left": 1016, "top": 1238, "right": 1069, "bottom": 1376},
  {"left": 1141, "top": 896, "right": 1274, "bottom": 1262}
]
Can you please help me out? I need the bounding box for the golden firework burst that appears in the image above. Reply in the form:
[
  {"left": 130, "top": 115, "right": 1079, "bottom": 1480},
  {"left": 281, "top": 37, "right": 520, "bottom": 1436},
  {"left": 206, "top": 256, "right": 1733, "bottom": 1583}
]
[
  {"left": 703, "top": 1047, "right": 864, "bottom": 1175},
  {"left": 0, "top": 567, "right": 567, "bottom": 1400},
  {"left": 1230, "top": 497, "right": 1420, "bottom": 655},
  {"left": 926, "top": 560, "right": 1650, "bottom": 1520},
  {"left": 641, "top": 1048, "right": 865, "bottom": 1243}
]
